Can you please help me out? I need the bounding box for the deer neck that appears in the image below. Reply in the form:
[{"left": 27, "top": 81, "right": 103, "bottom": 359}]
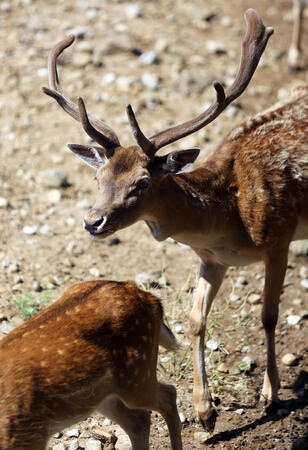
[{"left": 143, "top": 167, "right": 235, "bottom": 246}]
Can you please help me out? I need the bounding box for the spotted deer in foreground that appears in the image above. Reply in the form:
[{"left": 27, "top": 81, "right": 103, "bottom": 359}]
[
  {"left": 43, "top": 8, "right": 308, "bottom": 431},
  {"left": 0, "top": 281, "right": 182, "bottom": 450}
]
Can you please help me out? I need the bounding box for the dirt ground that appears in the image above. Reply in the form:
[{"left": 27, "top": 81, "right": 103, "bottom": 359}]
[{"left": 0, "top": 0, "right": 307, "bottom": 449}]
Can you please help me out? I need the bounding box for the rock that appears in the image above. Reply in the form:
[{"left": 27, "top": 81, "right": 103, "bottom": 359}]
[
  {"left": 101, "top": 72, "right": 116, "bottom": 86},
  {"left": 300, "top": 309, "right": 308, "bottom": 319},
  {"left": 292, "top": 298, "right": 303, "bottom": 306},
  {"left": 39, "top": 169, "right": 68, "bottom": 188},
  {"left": 22, "top": 224, "right": 38, "bottom": 235},
  {"left": 37, "top": 67, "right": 48, "bottom": 78},
  {"left": 39, "top": 224, "right": 53, "bottom": 236},
  {"left": 115, "top": 432, "right": 131, "bottom": 450},
  {"left": 300, "top": 279, "right": 308, "bottom": 290},
  {"left": 155, "top": 37, "right": 169, "bottom": 53},
  {"left": 66, "top": 428, "right": 80, "bottom": 438},
  {"left": 248, "top": 293, "right": 262, "bottom": 304},
  {"left": 47, "top": 189, "right": 62, "bottom": 203},
  {"left": 141, "top": 73, "right": 159, "bottom": 90},
  {"left": 84, "top": 439, "right": 102, "bottom": 450},
  {"left": 0, "top": 2, "right": 12, "bottom": 12},
  {"left": 175, "top": 325, "right": 185, "bottom": 334},
  {"left": 241, "top": 356, "right": 255, "bottom": 371},
  {"left": 68, "top": 440, "right": 79, "bottom": 450},
  {"left": 103, "top": 417, "right": 112, "bottom": 426},
  {"left": 125, "top": 4, "right": 142, "bottom": 18},
  {"left": 217, "top": 362, "right": 228, "bottom": 373},
  {"left": 206, "top": 40, "right": 227, "bottom": 55},
  {"left": 290, "top": 240, "right": 308, "bottom": 256},
  {"left": 235, "top": 408, "right": 244, "bottom": 415},
  {"left": 0, "top": 197, "right": 8, "bottom": 208},
  {"left": 221, "top": 16, "right": 233, "bottom": 27},
  {"left": 230, "top": 293, "right": 240, "bottom": 302},
  {"left": 139, "top": 50, "right": 158, "bottom": 65},
  {"left": 0, "top": 320, "right": 16, "bottom": 334},
  {"left": 235, "top": 276, "right": 248, "bottom": 287},
  {"left": 206, "top": 338, "right": 219, "bottom": 351},
  {"left": 299, "top": 266, "right": 307, "bottom": 278},
  {"left": 7, "top": 263, "right": 20, "bottom": 273},
  {"left": 52, "top": 444, "right": 66, "bottom": 450},
  {"left": 89, "top": 267, "right": 101, "bottom": 278},
  {"left": 287, "top": 315, "right": 301, "bottom": 325},
  {"left": 135, "top": 273, "right": 161, "bottom": 289},
  {"left": 179, "top": 412, "right": 186, "bottom": 423},
  {"left": 194, "top": 431, "right": 211, "bottom": 444},
  {"left": 281, "top": 353, "right": 297, "bottom": 366}
]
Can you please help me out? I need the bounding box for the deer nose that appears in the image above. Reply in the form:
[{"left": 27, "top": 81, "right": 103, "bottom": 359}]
[{"left": 83, "top": 216, "right": 106, "bottom": 234}]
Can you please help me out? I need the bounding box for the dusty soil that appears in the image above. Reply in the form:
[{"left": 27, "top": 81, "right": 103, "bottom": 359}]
[{"left": 0, "top": 0, "right": 307, "bottom": 449}]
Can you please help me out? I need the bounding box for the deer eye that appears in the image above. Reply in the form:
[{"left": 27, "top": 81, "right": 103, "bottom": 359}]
[{"left": 136, "top": 178, "right": 150, "bottom": 190}]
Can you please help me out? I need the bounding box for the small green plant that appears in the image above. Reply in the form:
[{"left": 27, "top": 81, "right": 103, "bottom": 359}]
[
  {"left": 236, "top": 360, "right": 251, "bottom": 372},
  {"left": 13, "top": 290, "right": 51, "bottom": 320}
]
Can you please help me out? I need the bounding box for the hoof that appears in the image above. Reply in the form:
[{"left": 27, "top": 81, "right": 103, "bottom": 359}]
[
  {"left": 258, "top": 397, "right": 282, "bottom": 415},
  {"left": 198, "top": 408, "right": 217, "bottom": 432}
]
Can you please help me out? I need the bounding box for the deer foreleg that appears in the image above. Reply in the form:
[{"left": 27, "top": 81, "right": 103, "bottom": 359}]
[
  {"left": 260, "top": 249, "right": 288, "bottom": 404},
  {"left": 190, "top": 261, "right": 226, "bottom": 431}
]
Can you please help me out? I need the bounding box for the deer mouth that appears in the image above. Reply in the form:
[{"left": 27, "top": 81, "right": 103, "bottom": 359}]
[{"left": 89, "top": 228, "right": 115, "bottom": 239}]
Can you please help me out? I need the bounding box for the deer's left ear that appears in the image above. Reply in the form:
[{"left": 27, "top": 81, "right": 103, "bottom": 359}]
[
  {"left": 67, "top": 143, "right": 107, "bottom": 169},
  {"left": 161, "top": 148, "right": 200, "bottom": 174}
]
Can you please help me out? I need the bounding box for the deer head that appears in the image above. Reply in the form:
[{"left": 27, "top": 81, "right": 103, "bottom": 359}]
[{"left": 43, "top": 9, "right": 273, "bottom": 238}]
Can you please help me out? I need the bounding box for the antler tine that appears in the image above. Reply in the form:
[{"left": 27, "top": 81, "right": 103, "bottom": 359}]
[
  {"left": 42, "top": 35, "right": 120, "bottom": 148},
  {"left": 148, "top": 9, "right": 273, "bottom": 152},
  {"left": 78, "top": 97, "right": 117, "bottom": 156},
  {"left": 126, "top": 105, "right": 155, "bottom": 155}
]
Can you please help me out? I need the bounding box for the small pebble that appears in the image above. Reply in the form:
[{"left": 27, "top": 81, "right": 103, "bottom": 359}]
[
  {"left": 235, "top": 408, "right": 244, "bottom": 415},
  {"left": 125, "top": 4, "right": 141, "bottom": 18},
  {"left": 66, "top": 428, "right": 80, "bottom": 438},
  {"left": 139, "top": 50, "right": 158, "bottom": 65},
  {"left": 175, "top": 324, "right": 185, "bottom": 334},
  {"left": 179, "top": 412, "right": 186, "bottom": 423},
  {"left": 235, "top": 276, "right": 248, "bottom": 287},
  {"left": 89, "top": 267, "right": 101, "bottom": 278},
  {"left": 300, "top": 279, "right": 308, "bottom": 289},
  {"left": 52, "top": 444, "right": 65, "bottom": 450},
  {"left": 0, "top": 320, "right": 16, "bottom": 334},
  {"left": 281, "top": 353, "right": 297, "bottom": 366},
  {"left": 141, "top": 73, "right": 159, "bottom": 90},
  {"left": 84, "top": 439, "right": 102, "bottom": 450},
  {"left": 217, "top": 362, "right": 228, "bottom": 373},
  {"left": 206, "top": 40, "right": 226, "bottom": 54},
  {"left": 287, "top": 315, "right": 301, "bottom": 325},
  {"left": 47, "top": 189, "right": 62, "bottom": 204},
  {"left": 194, "top": 431, "right": 211, "bottom": 444},
  {"left": 68, "top": 440, "right": 79, "bottom": 450},
  {"left": 22, "top": 224, "right": 38, "bottom": 235},
  {"left": 206, "top": 338, "right": 219, "bottom": 351},
  {"left": 248, "top": 293, "right": 261, "bottom": 304},
  {"left": 0, "top": 197, "right": 8, "bottom": 208}
]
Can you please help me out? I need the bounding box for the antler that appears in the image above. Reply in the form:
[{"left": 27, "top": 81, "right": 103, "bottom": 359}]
[
  {"left": 42, "top": 34, "right": 120, "bottom": 155},
  {"left": 127, "top": 9, "right": 274, "bottom": 156}
]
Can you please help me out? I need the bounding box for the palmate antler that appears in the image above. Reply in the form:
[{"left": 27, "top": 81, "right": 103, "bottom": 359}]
[{"left": 43, "top": 9, "right": 273, "bottom": 159}]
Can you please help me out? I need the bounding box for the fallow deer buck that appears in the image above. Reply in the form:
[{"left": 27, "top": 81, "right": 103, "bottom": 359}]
[
  {"left": 43, "top": 9, "right": 308, "bottom": 431},
  {"left": 0, "top": 281, "right": 182, "bottom": 450}
]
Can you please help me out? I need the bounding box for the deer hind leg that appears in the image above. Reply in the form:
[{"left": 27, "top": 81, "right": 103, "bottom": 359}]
[
  {"left": 97, "top": 395, "right": 151, "bottom": 450},
  {"left": 123, "top": 380, "right": 182, "bottom": 450},
  {"left": 189, "top": 260, "right": 226, "bottom": 431},
  {"left": 260, "top": 249, "right": 288, "bottom": 404},
  {"left": 288, "top": 0, "right": 306, "bottom": 71}
]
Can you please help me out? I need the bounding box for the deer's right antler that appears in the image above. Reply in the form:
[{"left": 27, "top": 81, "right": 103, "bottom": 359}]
[
  {"left": 42, "top": 35, "right": 120, "bottom": 156},
  {"left": 127, "top": 9, "right": 274, "bottom": 156}
]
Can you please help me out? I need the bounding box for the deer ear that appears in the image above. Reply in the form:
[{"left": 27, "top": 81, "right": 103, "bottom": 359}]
[
  {"left": 163, "top": 148, "right": 200, "bottom": 174},
  {"left": 67, "top": 144, "right": 107, "bottom": 169}
]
